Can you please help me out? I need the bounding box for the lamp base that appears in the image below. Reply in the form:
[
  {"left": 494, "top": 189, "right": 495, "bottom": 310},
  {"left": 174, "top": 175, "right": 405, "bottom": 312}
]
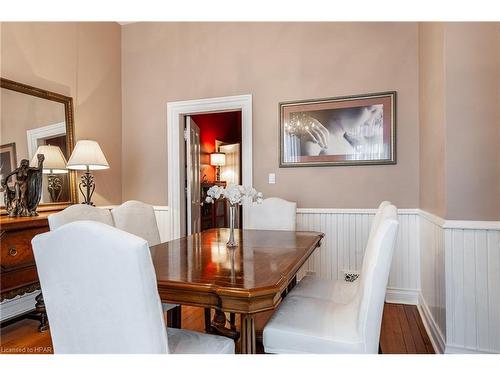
[
  {"left": 216, "top": 166, "right": 221, "bottom": 182},
  {"left": 47, "top": 174, "right": 63, "bottom": 202},
  {"left": 78, "top": 171, "right": 95, "bottom": 206}
]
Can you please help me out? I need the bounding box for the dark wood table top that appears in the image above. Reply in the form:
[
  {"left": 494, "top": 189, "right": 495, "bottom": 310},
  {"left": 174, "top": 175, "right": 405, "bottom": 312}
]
[{"left": 150, "top": 228, "right": 324, "bottom": 314}]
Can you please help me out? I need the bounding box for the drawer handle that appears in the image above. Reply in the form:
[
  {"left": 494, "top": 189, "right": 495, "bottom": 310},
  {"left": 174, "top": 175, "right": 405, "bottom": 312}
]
[{"left": 8, "top": 247, "right": 18, "bottom": 257}]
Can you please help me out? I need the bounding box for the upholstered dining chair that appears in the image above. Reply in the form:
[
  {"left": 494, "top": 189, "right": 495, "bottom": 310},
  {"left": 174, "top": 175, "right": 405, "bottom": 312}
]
[
  {"left": 32, "top": 221, "right": 235, "bottom": 354},
  {"left": 287, "top": 201, "right": 392, "bottom": 302},
  {"left": 263, "top": 204, "right": 399, "bottom": 353},
  {"left": 111, "top": 200, "right": 181, "bottom": 326},
  {"left": 111, "top": 200, "right": 161, "bottom": 246},
  {"left": 48, "top": 204, "right": 114, "bottom": 230},
  {"left": 246, "top": 197, "right": 297, "bottom": 231}
]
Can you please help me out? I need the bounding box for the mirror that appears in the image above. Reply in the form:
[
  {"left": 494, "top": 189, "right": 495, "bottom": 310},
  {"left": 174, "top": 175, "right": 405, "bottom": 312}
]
[{"left": 0, "top": 78, "right": 77, "bottom": 213}]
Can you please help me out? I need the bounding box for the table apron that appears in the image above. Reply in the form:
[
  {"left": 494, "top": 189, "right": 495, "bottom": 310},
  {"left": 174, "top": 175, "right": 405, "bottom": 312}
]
[{"left": 157, "top": 287, "right": 283, "bottom": 314}]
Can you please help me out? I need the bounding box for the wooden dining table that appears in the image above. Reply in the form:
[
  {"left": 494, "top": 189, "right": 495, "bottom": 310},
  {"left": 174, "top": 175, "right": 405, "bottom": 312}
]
[{"left": 150, "top": 227, "right": 324, "bottom": 354}]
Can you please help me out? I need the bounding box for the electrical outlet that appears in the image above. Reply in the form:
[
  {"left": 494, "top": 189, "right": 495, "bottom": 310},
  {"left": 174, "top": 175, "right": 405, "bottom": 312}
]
[{"left": 343, "top": 270, "right": 360, "bottom": 282}]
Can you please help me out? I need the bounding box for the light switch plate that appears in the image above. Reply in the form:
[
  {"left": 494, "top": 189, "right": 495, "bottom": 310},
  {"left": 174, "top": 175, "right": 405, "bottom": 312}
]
[{"left": 268, "top": 173, "right": 276, "bottom": 184}]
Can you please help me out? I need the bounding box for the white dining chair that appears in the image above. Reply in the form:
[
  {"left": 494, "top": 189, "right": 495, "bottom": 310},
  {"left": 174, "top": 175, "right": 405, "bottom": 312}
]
[
  {"left": 111, "top": 200, "right": 161, "bottom": 246},
  {"left": 246, "top": 197, "right": 297, "bottom": 231},
  {"left": 111, "top": 200, "right": 180, "bottom": 324},
  {"left": 32, "top": 221, "right": 235, "bottom": 354},
  {"left": 287, "top": 200, "right": 392, "bottom": 302},
  {"left": 263, "top": 205, "right": 399, "bottom": 354},
  {"left": 48, "top": 204, "right": 114, "bottom": 230}
]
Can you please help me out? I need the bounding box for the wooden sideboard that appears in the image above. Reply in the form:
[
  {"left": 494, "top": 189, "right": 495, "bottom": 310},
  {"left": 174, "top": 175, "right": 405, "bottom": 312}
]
[{"left": 0, "top": 212, "right": 56, "bottom": 330}]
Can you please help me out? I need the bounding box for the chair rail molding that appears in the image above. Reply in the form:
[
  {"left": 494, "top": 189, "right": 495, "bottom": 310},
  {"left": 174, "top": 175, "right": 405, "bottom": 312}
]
[{"left": 166, "top": 94, "right": 253, "bottom": 240}]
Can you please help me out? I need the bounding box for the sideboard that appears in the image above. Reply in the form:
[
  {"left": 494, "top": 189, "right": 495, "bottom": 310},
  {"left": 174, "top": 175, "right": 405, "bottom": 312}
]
[{"left": 0, "top": 211, "right": 56, "bottom": 331}]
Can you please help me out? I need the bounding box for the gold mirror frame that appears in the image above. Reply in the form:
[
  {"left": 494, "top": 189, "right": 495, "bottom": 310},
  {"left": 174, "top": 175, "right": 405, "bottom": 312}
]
[{"left": 1, "top": 77, "right": 78, "bottom": 213}]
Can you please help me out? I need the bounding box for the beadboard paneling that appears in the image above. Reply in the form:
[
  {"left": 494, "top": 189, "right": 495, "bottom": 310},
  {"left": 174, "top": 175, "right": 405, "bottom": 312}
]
[
  {"left": 153, "top": 206, "right": 171, "bottom": 243},
  {"left": 445, "top": 227, "right": 500, "bottom": 353},
  {"left": 296, "top": 209, "right": 420, "bottom": 303},
  {"left": 419, "top": 212, "right": 446, "bottom": 353}
]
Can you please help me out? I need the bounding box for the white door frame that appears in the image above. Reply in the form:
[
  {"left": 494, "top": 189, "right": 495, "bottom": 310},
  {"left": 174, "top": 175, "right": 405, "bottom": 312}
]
[
  {"left": 26, "top": 122, "right": 66, "bottom": 160},
  {"left": 167, "top": 94, "right": 253, "bottom": 240}
]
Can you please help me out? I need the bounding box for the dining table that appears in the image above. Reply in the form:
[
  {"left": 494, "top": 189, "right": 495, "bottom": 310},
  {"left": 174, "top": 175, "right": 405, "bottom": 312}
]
[{"left": 150, "top": 227, "right": 324, "bottom": 354}]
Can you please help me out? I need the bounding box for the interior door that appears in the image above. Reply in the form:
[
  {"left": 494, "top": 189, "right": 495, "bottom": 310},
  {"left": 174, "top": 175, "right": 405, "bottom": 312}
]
[{"left": 186, "top": 116, "right": 201, "bottom": 235}]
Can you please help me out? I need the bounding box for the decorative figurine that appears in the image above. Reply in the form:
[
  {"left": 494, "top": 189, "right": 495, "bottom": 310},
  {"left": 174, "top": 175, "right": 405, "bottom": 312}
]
[{"left": 1, "top": 154, "right": 45, "bottom": 217}]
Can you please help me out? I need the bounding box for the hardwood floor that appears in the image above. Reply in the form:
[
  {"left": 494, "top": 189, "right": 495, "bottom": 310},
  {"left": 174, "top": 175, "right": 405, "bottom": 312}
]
[{"left": 0, "top": 303, "right": 434, "bottom": 354}]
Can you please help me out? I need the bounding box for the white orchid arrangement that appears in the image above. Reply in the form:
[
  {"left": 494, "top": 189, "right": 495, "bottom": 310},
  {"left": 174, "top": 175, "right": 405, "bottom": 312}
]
[{"left": 205, "top": 184, "right": 263, "bottom": 206}]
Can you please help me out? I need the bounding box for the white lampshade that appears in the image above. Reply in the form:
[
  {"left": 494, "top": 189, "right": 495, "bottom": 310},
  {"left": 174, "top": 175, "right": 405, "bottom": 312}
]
[
  {"left": 210, "top": 152, "right": 226, "bottom": 166},
  {"left": 67, "top": 140, "right": 110, "bottom": 171},
  {"left": 30, "top": 145, "right": 68, "bottom": 174}
]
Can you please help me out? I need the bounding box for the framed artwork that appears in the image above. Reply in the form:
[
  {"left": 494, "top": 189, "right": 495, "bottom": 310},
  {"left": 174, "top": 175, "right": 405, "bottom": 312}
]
[
  {"left": 279, "top": 91, "right": 396, "bottom": 167},
  {"left": 0, "top": 142, "right": 17, "bottom": 182}
]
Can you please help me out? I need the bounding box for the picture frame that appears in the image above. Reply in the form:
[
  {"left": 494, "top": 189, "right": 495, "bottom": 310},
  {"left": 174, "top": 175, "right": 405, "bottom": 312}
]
[
  {"left": 0, "top": 142, "right": 17, "bottom": 182},
  {"left": 279, "top": 91, "right": 396, "bottom": 167}
]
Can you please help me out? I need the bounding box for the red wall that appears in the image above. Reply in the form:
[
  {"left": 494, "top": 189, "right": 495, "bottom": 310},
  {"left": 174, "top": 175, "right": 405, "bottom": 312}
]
[{"left": 191, "top": 111, "right": 241, "bottom": 182}]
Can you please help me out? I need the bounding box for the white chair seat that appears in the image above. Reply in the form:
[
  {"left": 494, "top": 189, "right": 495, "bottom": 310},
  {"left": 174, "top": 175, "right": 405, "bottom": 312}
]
[
  {"left": 288, "top": 276, "right": 359, "bottom": 304},
  {"left": 167, "top": 328, "right": 234, "bottom": 354},
  {"left": 263, "top": 295, "right": 363, "bottom": 354}
]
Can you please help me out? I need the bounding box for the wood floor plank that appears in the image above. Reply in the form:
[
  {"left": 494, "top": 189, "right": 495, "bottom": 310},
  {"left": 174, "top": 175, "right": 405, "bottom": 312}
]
[
  {"left": 380, "top": 304, "right": 407, "bottom": 354},
  {"left": 396, "top": 304, "right": 417, "bottom": 353},
  {"left": 403, "top": 305, "right": 428, "bottom": 353}
]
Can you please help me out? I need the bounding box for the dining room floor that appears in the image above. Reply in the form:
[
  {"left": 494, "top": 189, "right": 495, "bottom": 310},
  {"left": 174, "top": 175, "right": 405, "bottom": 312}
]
[{"left": 0, "top": 303, "right": 434, "bottom": 354}]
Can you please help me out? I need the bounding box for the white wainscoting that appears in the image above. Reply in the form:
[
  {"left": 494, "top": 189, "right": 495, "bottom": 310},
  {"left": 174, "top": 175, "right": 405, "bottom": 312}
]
[
  {"left": 418, "top": 211, "right": 446, "bottom": 354},
  {"left": 444, "top": 226, "right": 500, "bottom": 354},
  {"left": 295, "top": 208, "right": 420, "bottom": 305},
  {"left": 153, "top": 206, "right": 171, "bottom": 243}
]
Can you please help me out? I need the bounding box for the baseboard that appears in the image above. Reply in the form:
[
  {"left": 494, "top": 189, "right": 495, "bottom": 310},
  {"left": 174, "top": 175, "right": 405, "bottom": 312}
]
[
  {"left": 0, "top": 290, "right": 39, "bottom": 322},
  {"left": 444, "top": 345, "right": 499, "bottom": 354},
  {"left": 418, "top": 293, "right": 445, "bottom": 354},
  {"left": 385, "top": 287, "right": 419, "bottom": 305}
]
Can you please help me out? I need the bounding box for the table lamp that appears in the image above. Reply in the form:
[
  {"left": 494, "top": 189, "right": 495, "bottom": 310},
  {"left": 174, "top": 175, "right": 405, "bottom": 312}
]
[
  {"left": 31, "top": 145, "right": 68, "bottom": 202},
  {"left": 210, "top": 152, "right": 226, "bottom": 182},
  {"left": 66, "top": 140, "right": 109, "bottom": 206}
]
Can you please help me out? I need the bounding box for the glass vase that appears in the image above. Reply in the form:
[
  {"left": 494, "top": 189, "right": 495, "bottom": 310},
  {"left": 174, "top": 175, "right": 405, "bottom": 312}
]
[{"left": 227, "top": 204, "right": 237, "bottom": 248}]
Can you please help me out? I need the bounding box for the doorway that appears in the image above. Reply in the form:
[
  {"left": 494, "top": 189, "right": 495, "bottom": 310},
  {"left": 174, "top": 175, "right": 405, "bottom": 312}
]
[
  {"left": 166, "top": 94, "right": 252, "bottom": 240},
  {"left": 185, "top": 111, "right": 242, "bottom": 235}
]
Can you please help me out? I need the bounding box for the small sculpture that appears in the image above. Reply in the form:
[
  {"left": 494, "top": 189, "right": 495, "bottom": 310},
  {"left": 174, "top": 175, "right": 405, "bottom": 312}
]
[{"left": 1, "top": 154, "right": 45, "bottom": 217}]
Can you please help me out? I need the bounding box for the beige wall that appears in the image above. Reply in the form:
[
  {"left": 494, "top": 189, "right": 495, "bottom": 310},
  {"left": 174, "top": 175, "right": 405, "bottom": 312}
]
[
  {"left": 0, "top": 22, "right": 122, "bottom": 205},
  {"left": 444, "top": 23, "right": 500, "bottom": 220},
  {"left": 419, "top": 23, "right": 446, "bottom": 218},
  {"left": 122, "top": 22, "right": 420, "bottom": 208},
  {"left": 419, "top": 22, "right": 500, "bottom": 220}
]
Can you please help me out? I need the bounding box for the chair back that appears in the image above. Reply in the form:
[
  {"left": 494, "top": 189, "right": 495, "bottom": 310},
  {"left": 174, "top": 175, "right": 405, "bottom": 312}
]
[
  {"left": 367, "top": 201, "right": 391, "bottom": 246},
  {"left": 32, "top": 221, "right": 168, "bottom": 353},
  {"left": 356, "top": 204, "right": 399, "bottom": 353},
  {"left": 246, "top": 197, "right": 296, "bottom": 231},
  {"left": 111, "top": 200, "right": 161, "bottom": 246},
  {"left": 48, "top": 204, "right": 114, "bottom": 230}
]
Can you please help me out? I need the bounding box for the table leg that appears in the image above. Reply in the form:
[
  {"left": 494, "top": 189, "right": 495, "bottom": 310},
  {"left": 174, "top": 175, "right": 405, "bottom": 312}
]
[
  {"left": 287, "top": 275, "right": 297, "bottom": 293},
  {"left": 167, "top": 305, "right": 182, "bottom": 328},
  {"left": 240, "top": 313, "right": 256, "bottom": 354},
  {"left": 204, "top": 308, "right": 213, "bottom": 333},
  {"left": 35, "top": 293, "right": 48, "bottom": 332},
  {"left": 211, "top": 308, "right": 239, "bottom": 340}
]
